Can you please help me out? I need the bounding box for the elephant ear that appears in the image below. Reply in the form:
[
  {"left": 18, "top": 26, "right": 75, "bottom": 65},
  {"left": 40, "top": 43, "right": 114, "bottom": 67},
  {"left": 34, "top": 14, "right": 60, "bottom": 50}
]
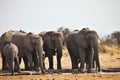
[
  {"left": 23, "top": 33, "right": 34, "bottom": 52},
  {"left": 86, "top": 30, "right": 99, "bottom": 41},
  {"left": 51, "top": 32, "right": 63, "bottom": 49},
  {"left": 75, "top": 31, "right": 88, "bottom": 48},
  {"left": 43, "top": 31, "right": 54, "bottom": 49}
]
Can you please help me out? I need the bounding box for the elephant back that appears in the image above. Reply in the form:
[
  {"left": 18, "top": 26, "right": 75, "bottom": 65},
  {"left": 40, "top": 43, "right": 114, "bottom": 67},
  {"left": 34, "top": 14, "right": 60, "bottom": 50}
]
[
  {"left": 0, "top": 30, "right": 19, "bottom": 53},
  {"left": 3, "top": 43, "right": 18, "bottom": 57},
  {"left": 43, "top": 31, "right": 64, "bottom": 49},
  {"left": 86, "top": 30, "right": 99, "bottom": 40}
]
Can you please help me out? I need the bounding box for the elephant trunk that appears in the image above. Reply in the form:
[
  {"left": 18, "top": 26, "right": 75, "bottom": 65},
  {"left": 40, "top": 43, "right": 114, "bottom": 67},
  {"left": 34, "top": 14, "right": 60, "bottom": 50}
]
[
  {"left": 8, "top": 52, "right": 14, "bottom": 75},
  {"left": 87, "top": 41, "right": 94, "bottom": 73},
  {"left": 55, "top": 37, "right": 63, "bottom": 69},
  {"left": 93, "top": 41, "right": 100, "bottom": 71},
  {"left": 91, "top": 39, "right": 100, "bottom": 72},
  {"left": 37, "top": 46, "right": 45, "bottom": 73}
]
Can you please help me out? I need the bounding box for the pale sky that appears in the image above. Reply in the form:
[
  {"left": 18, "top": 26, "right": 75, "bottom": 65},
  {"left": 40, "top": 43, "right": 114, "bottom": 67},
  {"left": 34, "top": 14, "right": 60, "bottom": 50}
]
[{"left": 0, "top": 0, "right": 120, "bottom": 36}]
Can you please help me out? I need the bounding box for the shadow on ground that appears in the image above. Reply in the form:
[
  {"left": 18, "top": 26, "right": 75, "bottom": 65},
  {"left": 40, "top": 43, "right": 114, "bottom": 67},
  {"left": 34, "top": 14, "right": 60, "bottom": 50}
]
[{"left": 0, "top": 68, "right": 120, "bottom": 76}]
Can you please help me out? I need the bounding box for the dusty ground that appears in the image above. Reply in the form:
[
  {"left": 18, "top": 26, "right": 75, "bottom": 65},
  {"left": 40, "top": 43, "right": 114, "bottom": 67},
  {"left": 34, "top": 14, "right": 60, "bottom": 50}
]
[{"left": 0, "top": 50, "right": 120, "bottom": 80}]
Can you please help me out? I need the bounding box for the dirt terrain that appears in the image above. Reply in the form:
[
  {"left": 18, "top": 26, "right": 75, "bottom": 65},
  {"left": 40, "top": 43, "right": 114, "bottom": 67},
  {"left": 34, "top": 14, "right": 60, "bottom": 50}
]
[{"left": 0, "top": 47, "right": 120, "bottom": 80}]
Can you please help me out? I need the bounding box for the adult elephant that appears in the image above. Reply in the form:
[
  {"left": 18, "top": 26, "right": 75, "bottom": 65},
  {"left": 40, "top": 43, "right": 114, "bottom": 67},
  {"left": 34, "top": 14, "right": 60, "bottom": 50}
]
[
  {"left": 66, "top": 28, "right": 100, "bottom": 73},
  {"left": 0, "top": 30, "right": 19, "bottom": 70},
  {"left": 39, "top": 31, "right": 64, "bottom": 70},
  {"left": 3, "top": 42, "right": 20, "bottom": 75},
  {"left": 12, "top": 32, "right": 45, "bottom": 73}
]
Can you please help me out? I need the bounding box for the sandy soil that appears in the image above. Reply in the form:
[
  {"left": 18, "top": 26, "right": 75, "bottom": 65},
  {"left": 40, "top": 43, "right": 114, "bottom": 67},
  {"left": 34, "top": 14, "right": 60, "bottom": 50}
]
[
  {"left": 0, "top": 52, "right": 120, "bottom": 80},
  {"left": 0, "top": 74, "right": 120, "bottom": 80}
]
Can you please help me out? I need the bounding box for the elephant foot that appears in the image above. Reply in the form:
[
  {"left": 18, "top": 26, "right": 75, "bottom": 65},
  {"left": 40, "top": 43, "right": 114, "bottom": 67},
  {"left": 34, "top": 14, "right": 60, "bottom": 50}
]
[
  {"left": 14, "top": 68, "right": 20, "bottom": 72},
  {"left": 41, "top": 70, "right": 46, "bottom": 74},
  {"left": 72, "top": 69, "right": 78, "bottom": 74},
  {"left": 11, "top": 71, "right": 14, "bottom": 76},
  {"left": 57, "top": 66, "right": 62, "bottom": 70},
  {"left": 47, "top": 69, "right": 54, "bottom": 74},
  {"left": 56, "top": 69, "right": 62, "bottom": 74},
  {"left": 14, "top": 69, "right": 17, "bottom": 72},
  {"left": 79, "top": 69, "right": 85, "bottom": 73},
  {"left": 48, "top": 67, "right": 54, "bottom": 70},
  {"left": 98, "top": 68, "right": 101, "bottom": 72},
  {"left": 2, "top": 66, "right": 9, "bottom": 71},
  {"left": 87, "top": 68, "right": 93, "bottom": 73},
  {"left": 18, "top": 70, "right": 21, "bottom": 73},
  {"left": 24, "top": 66, "right": 31, "bottom": 71},
  {"left": 34, "top": 67, "right": 40, "bottom": 71},
  {"left": 25, "top": 67, "right": 31, "bottom": 71}
]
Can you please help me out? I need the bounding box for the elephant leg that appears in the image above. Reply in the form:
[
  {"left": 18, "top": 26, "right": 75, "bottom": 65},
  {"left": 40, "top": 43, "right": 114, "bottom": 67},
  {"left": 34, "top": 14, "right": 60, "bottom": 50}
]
[
  {"left": 14, "top": 57, "right": 20, "bottom": 72},
  {"left": 56, "top": 56, "right": 61, "bottom": 69},
  {"left": 70, "top": 56, "right": 78, "bottom": 69},
  {"left": 85, "top": 47, "right": 90, "bottom": 69},
  {"left": 86, "top": 47, "right": 94, "bottom": 73},
  {"left": 85, "top": 56, "right": 90, "bottom": 70},
  {"left": 94, "top": 54, "right": 100, "bottom": 72},
  {"left": 43, "top": 56, "right": 46, "bottom": 70},
  {"left": 2, "top": 55, "right": 8, "bottom": 70},
  {"left": 87, "top": 50, "right": 93, "bottom": 73},
  {"left": 75, "top": 58, "right": 79, "bottom": 69},
  {"left": 19, "top": 57, "right": 21, "bottom": 65},
  {"left": 48, "top": 56, "right": 54, "bottom": 69},
  {"left": 56, "top": 50, "right": 62, "bottom": 69},
  {"left": 7, "top": 57, "right": 14, "bottom": 75},
  {"left": 79, "top": 57, "right": 85, "bottom": 73},
  {"left": 23, "top": 56, "right": 29, "bottom": 70},
  {"left": 27, "top": 54, "right": 33, "bottom": 70},
  {"left": 79, "top": 48, "right": 86, "bottom": 73},
  {"left": 93, "top": 58, "right": 95, "bottom": 68},
  {"left": 33, "top": 55, "right": 39, "bottom": 71}
]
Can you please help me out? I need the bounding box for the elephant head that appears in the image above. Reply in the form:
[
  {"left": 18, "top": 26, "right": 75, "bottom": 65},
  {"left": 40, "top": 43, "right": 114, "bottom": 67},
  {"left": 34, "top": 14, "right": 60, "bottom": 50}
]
[
  {"left": 23, "top": 32, "right": 44, "bottom": 73},
  {"left": 39, "top": 31, "right": 64, "bottom": 70},
  {"left": 42, "top": 31, "right": 64, "bottom": 54}
]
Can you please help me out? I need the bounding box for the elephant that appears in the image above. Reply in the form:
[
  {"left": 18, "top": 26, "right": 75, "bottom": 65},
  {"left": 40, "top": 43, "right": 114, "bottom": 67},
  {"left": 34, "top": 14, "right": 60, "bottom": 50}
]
[
  {"left": 0, "top": 30, "right": 45, "bottom": 73},
  {"left": 3, "top": 42, "right": 20, "bottom": 75},
  {"left": 11, "top": 32, "right": 45, "bottom": 73},
  {"left": 39, "top": 31, "right": 64, "bottom": 70},
  {"left": 0, "top": 30, "right": 19, "bottom": 70},
  {"left": 66, "top": 28, "right": 100, "bottom": 73}
]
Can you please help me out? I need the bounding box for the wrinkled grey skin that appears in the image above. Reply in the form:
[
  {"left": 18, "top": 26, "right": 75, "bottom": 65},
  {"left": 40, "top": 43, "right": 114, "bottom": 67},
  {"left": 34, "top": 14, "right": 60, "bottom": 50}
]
[
  {"left": 0, "top": 30, "right": 19, "bottom": 70},
  {"left": 0, "top": 30, "right": 45, "bottom": 73},
  {"left": 0, "top": 30, "right": 29, "bottom": 71},
  {"left": 39, "top": 31, "right": 64, "bottom": 70},
  {"left": 12, "top": 32, "right": 45, "bottom": 73},
  {"left": 3, "top": 43, "right": 20, "bottom": 75},
  {"left": 66, "top": 28, "right": 100, "bottom": 73}
]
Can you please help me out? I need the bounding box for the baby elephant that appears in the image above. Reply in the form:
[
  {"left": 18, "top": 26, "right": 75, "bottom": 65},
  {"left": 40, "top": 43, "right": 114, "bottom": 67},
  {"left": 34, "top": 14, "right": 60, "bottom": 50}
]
[{"left": 3, "top": 42, "right": 20, "bottom": 75}]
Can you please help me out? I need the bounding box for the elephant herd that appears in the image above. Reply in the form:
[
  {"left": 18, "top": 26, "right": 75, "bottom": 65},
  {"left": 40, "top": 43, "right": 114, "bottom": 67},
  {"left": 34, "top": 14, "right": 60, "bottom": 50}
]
[{"left": 0, "top": 28, "right": 101, "bottom": 75}]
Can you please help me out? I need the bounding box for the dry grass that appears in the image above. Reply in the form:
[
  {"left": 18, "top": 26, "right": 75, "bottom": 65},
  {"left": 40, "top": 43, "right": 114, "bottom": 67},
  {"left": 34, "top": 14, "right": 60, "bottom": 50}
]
[{"left": 100, "top": 44, "right": 120, "bottom": 54}]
